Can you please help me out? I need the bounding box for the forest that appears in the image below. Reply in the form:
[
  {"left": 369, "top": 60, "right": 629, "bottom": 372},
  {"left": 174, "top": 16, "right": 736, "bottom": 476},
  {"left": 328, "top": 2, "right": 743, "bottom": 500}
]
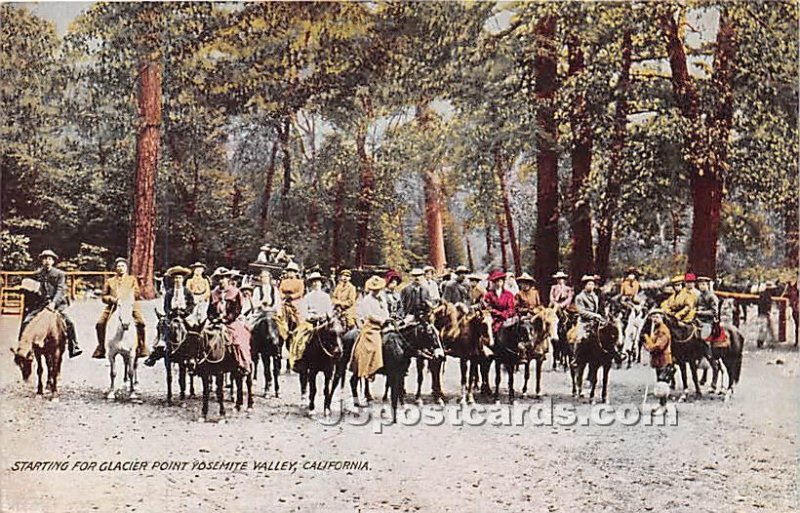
[{"left": 1, "top": 1, "right": 797, "bottom": 298}]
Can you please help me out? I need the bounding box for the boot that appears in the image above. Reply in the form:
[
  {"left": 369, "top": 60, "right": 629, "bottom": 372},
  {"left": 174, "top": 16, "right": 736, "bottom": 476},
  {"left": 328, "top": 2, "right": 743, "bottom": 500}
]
[
  {"left": 92, "top": 324, "right": 106, "bottom": 359},
  {"left": 136, "top": 325, "right": 149, "bottom": 358},
  {"left": 144, "top": 346, "right": 165, "bottom": 367},
  {"left": 66, "top": 321, "right": 83, "bottom": 358}
]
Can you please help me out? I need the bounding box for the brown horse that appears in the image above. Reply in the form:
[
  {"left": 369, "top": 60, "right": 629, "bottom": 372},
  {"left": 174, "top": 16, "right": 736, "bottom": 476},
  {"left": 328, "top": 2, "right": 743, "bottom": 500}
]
[
  {"left": 520, "top": 307, "right": 560, "bottom": 399},
  {"left": 570, "top": 318, "right": 623, "bottom": 403},
  {"left": 432, "top": 302, "right": 493, "bottom": 404},
  {"left": 12, "top": 308, "right": 67, "bottom": 399}
]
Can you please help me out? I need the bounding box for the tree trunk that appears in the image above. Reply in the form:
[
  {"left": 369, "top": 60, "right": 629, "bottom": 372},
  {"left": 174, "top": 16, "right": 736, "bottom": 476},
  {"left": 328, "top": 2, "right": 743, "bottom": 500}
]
[
  {"left": 354, "top": 125, "right": 373, "bottom": 268},
  {"left": 260, "top": 139, "right": 279, "bottom": 234},
  {"left": 662, "top": 7, "right": 734, "bottom": 278},
  {"left": 496, "top": 211, "right": 508, "bottom": 270},
  {"left": 786, "top": 203, "right": 799, "bottom": 268},
  {"left": 485, "top": 224, "right": 493, "bottom": 264},
  {"left": 595, "top": 28, "right": 632, "bottom": 280},
  {"left": 129, "top": 57, "right": 161, "bottom": 300},
  {"left": 567, "top": 38, "right": 594, "bottom": 286},
  {"left": 464, "top": 221, "right": 475, "bottom": 270},
  {"left": 532, "top": 15, "right": 559, "bottom": 297},
  {"left": 424, "top": 168, "right": 446, "bottom": 272},
  {"left": 495, "top": 150, "right": 521, "bottom": 274},
  {"left": 332, "top": 172, "right": 346, "bottom": 268}
]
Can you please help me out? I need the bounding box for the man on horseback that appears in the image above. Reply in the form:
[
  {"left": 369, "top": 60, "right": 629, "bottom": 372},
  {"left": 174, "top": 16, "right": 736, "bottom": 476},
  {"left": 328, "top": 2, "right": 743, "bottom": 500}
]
[
  {"left": 15, "top": 249, "right": 82, "bottom": 359},
  {"left": 253, "top": 269, "right": 282, "bottom": 315},
  {"left": 515, "top": 273, "right": 542, "bottom": 316},
  {"left": 442, "top": 265, "right": 470, "bottom": 307},
  {"left": 574, "top": 275, "right": 605, "bottom": 332},
  {"left": 144, "top": 266, "right": 196, "bottom": 367},
  {"left": 92, "top": 257, "right": 148, "bottom": 359},
  {"left": 423, "top": 266, "right": 442, "bottom": 305},
  {"left": 401, "top": 268, "right": 433, "bottom": 322},
  {"left": 351, "top": 276, "right": 389, "bottom": 380},
  {"left": 696, "top": 277, "right": 720, "bottom": 335},
  {"left": 331, "top": 269, "right": 357, "bottom": 329},
  {"left": 289, "top": 272, "right": 334, "bottom": 371},
  {"left": 207, "top": 267, "right": 252, "bottom": 373},
  {"left": 467, "top": 274, "right": 486, "bottom": 306},
  {"left": 662, "top": 273, "right": 699, "bottom": 326}
]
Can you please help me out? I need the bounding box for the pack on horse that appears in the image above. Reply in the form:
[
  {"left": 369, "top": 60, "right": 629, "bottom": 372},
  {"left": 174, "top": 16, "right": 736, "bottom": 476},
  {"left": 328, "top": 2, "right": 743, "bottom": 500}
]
[
  {"left": 155, "top": 311, "right": 200, "bottom": 404},
  {"left": 250, "top": 311, "right": 283, "bottom": 397},
  {"left": 104, "top": 299, "right": 139, "bottom": 400},
  {"left": 12, "top": 306, "right": 67, "bottom": 399},
  {"left": 569, "top": 315, "right": 623, "bottom": 403},
  {"left": 296, "top": 315, "right": 344, "bottom": 416},
  {"left": 432, "top": 301, "right": 493, "bottom": 404},
  {"left": 520, "top": 307, "right": 560, "bottom": 399}
]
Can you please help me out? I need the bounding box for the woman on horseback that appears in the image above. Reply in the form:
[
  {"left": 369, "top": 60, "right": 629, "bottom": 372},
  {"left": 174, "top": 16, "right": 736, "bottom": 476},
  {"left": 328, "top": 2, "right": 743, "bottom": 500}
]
[
  {"left": 483, "top": 270, "right": 515, "bottom": 351},
  {"left": 207, "top": 267, "right": 252, "bottom": 374},
  {"left": 144, "top": 266, "right": 195, "bottom": 367}
]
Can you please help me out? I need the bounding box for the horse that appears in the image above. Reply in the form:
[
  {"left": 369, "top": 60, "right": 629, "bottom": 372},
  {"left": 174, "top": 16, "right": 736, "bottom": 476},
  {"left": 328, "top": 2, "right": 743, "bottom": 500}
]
[
  {"left": 349, "top": 318, "right": 443, "bottom": 423},
  {"left": 520, "top": 307, "right": 560, "bottom": 399},
  {"left": 552, "top": 308, "right": 576, "bottom": 372},
  {"left": 250, "top": 311, "right": 283, "bottom": 397},
  {"left": 193, "top": 321, "right": 253, "bottom": 419},
  {"left": 155, "top": 310, "right": 200, "bottom": 405},
  {"left": 640, "top": 313, "right": 706, "bottom": 401},
  {"left": 570, "top": 317, "right": 623, "bottom": 403},
  {"left": 12, "top": 308, "right": 67, "bottom": 399},
  {"left": 297, "top": 316, "right": 344, "bottom": 416},
  {"left": 432, "top": 302, "right": 494, "bottom": 404},
  {"left": 620, "top": 305, "right": 646, "bottom": 367},
  {"left": 104, "top": 300, "right": 139, "bottom": 400},
  {"left": 703, "top": 322, "right": 744, "bottom": 398},
  {"left": 490, "top": 316, "right": 533, "bottom": 404}
]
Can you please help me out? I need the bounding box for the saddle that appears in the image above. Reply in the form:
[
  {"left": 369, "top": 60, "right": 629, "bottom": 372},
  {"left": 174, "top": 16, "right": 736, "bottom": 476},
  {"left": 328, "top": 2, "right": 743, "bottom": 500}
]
[{"left": 704, "top": 324, "right": 729, "bottom": 349}]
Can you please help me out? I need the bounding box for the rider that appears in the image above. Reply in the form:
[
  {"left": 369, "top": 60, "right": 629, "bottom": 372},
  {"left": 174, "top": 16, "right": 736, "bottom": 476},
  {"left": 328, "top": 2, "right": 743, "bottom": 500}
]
[
  {"left": 279, "top": 262, "right": 305, "bottom": 331},
  {"left": 15, "top": 250, "right": 82, "bottom": 359},
  {"left": 382, "top": 270, "right": 405, "bottom": 321},
  {"left": 93, "top": 257, "right": 148, "bottom": 359},
  {"left": 619, "top": 267, "right": 641, "bottom": 304},
  {"left": 442, "top": 265, "right": 470, "bottom": 307},
  {"left": 289, "top": 271, "right": 334, "bottom": 371},
  {"left": 549, "top": 271, "right": 573, "bottom": 310},
  {"left": 331, "top": 269, "right": 357, "bottom": 329},
  {"left": 467, "top": 273, "right": 486, "bottom": 306},
  {"left": 144, "top": 265, "right": 195, "bottom": 367},
  {"left": 207, "top": 267, "right": 252, "bottom": 373},
  {"left": 482, "top": 270, "right": 516, "bottom": 349},
  {"left": 423, "top": 266, "right": 442, "bottom": 305},
  {"left": 401, "top": 268, "right": 433, "bottom": 321},
  {"left": 253, "top": 268, "right": 282, "bottom": 315},
  {"left": 662, "top": 273, "right": 698, "bottom": 325},
  {"left": 515, "top": 272, "right": 542, "bottom": 316},
  {"left": 351, "top": 276, "right": 389, "bottom": 380},
  {"left": 574, "top": 275, "right": 605, "bottom": 331},
  {"left": 696, "top": 276, "right": 721, "bottom": 340}
]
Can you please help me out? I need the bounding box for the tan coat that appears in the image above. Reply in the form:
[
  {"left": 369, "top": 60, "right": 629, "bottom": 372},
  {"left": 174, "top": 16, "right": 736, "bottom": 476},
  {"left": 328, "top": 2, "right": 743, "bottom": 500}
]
[
  {"left": 620, "top": 279, "right": 640, "bottom": 299},
  {"left": 644, "top": 319, "right": 672, "bottom": 368},
  {"left": 102, "top": 274, "right": 140, "bottom": 305},
  {"left": 186, "top": 275, "right": 211, "bottom": 300},
  {"left": 332, "top": 281, "right": 357, "bottom": 328},
  {"left": 516, "top": 288, "right": 542, "bottom": 315},
  {"left": 350, "top": 319, "right": 384, "bottom": 378},
  {"left": 469, "top": 285, "right": 487, "bottom": 305},
  {"left": 665, "top": 288, "right": 698, "bottom": 323}
]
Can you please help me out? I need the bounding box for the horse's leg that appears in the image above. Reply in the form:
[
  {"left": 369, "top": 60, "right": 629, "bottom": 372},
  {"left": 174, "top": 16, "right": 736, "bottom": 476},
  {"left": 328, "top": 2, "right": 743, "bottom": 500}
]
[
  {"left": 459, "top": 358, "right": 468, "bottom": 403},
  {"left": 107, "top": 354, "right": 116, "bottom": 400},
  {"left": 128, "top": 355, "right": 137, "bottom": 398},
  {"left": 522, "top": 361, "right": 530, "bottom": 396},
  {"left": 253, "top": 354, "right": 259, "bottom": 382},
  {"left": 217, "top": 373, "right": 226, "bottom": 417},
  {"left": 493, "top": 359, "right": 501, "bottom": 403},
  {"left": 272, "top": 356, "right": 281, "bottom": 398},
  {"left": 690, "top": 360, "right": 702, "bottom": 399},
  {"left": 323, "top": 369, "right": 333, "bottom": 415},
  {"left": 507, "top": 362, "right": 515, "bottom": 404},
  {"left": 36, "top": 352, "right": 44, "bottom": 395},
  {"left": 415, "top": 358, "right": 424, "bottom": 404},
  {"left": 677, "top": 361, "right": 688, "bottom": 400},
  {"left": 235, "top": 373, "right": 243, "bottom": 411},
  {"left": 601, "top": 363, "right": 610, "bottom": 403},
  {"left": 165, "top": 357, "right": 173, "bottom": 405},
  {"left": 364, "top": 377, "right": 373, "bottom": 403},
  {"left": 201, "top": 374, "right": 210, "bottom": 419},
  {"left": 262, "top": 351, "right": 270, "bottom": 395},
  {"left": 228, "top": 372, "right": 234, "bottom": 401},
  {"left": 588, "top": 363, "right": 598, "bottom": 402},
  {"left": 246, "top": 370, "right": 253, "bottom": 409},
  {"left": 308, "top": 370, "right": 317, "bottom": 412},
  {"left": 390, "top": 372, "right": 401, "bottom": 424},
  {"left": 179, "top": 362, "right": 187, "bottom": 401},
  {"left": 349, "top": 373, "right": 360, "bottom": 407},
  {"left": 299, "top": 371, "right": 308, "bottom": 403},
  {"left": 576, "top": 362, "right": 586, "bottom": 398},
  {"left": 535, "top": 358, "right": 543, "bottom": 398}
]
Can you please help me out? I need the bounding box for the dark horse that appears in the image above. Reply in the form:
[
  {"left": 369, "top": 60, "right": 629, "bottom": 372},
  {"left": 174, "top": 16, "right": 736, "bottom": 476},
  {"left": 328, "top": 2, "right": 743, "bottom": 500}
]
[
  {"left": 155, "top": 312, "right": 199, "bottom": 405},
  {"left": 570, "top": 318, "right": 623, "bottom": 403},
  {"left": 640, "top": 313, "right": 706, "bottom": 400},
  {"left": 12, "top": 308, "right": 67, "bottom": 399},
  {"left": 432, "top": 302, "right": 494, "bottom": 404},
  {"left": 698, "top": 322, "right": 744, "bottom": 398},
  {"left": 553, "top": 309, "right": 577, "bottom": 372},
  {"left": 192, "top": 321, "right": 253, "bottom": 419},
  {"left": 348, "top": 319, "right": 443, "bottom": 423},
  {"left": 250, "top": 311, "right": 283, "bottom": 397},
  {"left": 297, "top": 316, "right": 344, "bottom": 415}
]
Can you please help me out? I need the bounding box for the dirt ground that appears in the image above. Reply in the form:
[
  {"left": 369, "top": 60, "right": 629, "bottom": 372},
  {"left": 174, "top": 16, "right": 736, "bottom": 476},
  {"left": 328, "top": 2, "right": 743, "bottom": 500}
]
[{"left": 1, "top": 300, "right": 797, "bottom": 513}]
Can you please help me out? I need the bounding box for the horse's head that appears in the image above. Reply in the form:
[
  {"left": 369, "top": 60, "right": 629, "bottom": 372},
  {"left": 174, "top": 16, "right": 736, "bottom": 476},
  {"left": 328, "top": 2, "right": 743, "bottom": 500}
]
[
  {"left": 10, "top": 349, "right": 33, "bottom": 381},
  {"left": 432, "top": 302, "right": 461, "bottom": 343},
  {"left": 114, "top": 300, "right": 135, "bottom": 331},
  {"left": 598, "top": 316, "right": 623, "bottom": 354},
  {"left": 415, "top": 318, "right": 445, "bottom": 361}
]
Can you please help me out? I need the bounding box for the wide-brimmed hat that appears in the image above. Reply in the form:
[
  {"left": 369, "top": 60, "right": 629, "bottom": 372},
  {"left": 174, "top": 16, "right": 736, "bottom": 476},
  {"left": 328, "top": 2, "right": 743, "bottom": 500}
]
[
  {"left": 285, "top": 262, "right": 300, "bottom": 272},
  {"left": 365, "top": 276, "right": 386, "bottom": 291},
  {"left": 517, "top": 272, "right": 536, "bottom": 284},
  {"left": 190, "top": 262, "right": 206, "bottom": 270},
  {"left": 260, "top": 244, "right": 270, "bottom": 251},
  {"left": 212, "top": 266, "right": 233, "bottom": 278},
  {"left": 384, "top": 269, "right": 402, "bottom": 284},
  {"left": 684, "top": 273, "right": 697, "bottom": 283},
  {"left": 455, "top": 265, "right": 469, "bottom": 274},
  {"left": 581, "top": 274, "right": 597, "bottom": 283},
  {"left": 306, "top": 271, "right": 323, "bottom": 282},
  {"left": 488, "top": 270, "right": 506, "bottom": 283},
  {"left": 410, "top": 268, "right": 424, "bottom": 277},
  {"left": 466, "top": 273, "right": 481, "bottom": 281},
  {"left": 165, "top": 266, "right": 191, "bottom": 278},
  {"left": 113, "top": 257, "right": 129, "bottom": 267},
  {"left": 670, "top": 275, "right": 684, "bottom": 284},
  {"left": 423, "top": 265, "right": 435, "bottom": 273},
  {"left": 39, "top": 249, "right": 59, "bottom": 261},
  {"left": 625, "top": 266, "right": 640, "bottom": 276},
  {"left": 552, "top": 271, "right": 568, "bottom": 280}
]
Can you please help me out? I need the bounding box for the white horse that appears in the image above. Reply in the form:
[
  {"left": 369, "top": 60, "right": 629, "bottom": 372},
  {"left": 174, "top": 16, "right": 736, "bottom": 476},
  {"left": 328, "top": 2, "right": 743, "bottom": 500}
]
[
  {"left": 105, "top": 299, "right": 138, "bottom": 400},
  {"left": 621, "top": 305, "right": 646, "bottom": 367}
]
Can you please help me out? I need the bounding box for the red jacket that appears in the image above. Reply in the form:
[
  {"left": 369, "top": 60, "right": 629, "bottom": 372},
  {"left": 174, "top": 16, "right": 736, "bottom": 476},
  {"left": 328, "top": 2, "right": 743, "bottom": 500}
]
[{"left": 483, "top": 289, "right": 516, "bottom": 333}]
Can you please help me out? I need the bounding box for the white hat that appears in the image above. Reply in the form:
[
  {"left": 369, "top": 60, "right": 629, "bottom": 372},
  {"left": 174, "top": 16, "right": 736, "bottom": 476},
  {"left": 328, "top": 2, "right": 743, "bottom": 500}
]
[
  {"left": 410, "top": 268, "right": 424, "bottom": 277},
  {"left": 552, "top": 271, "right": 568, "bottom": 279},
  {"left": 306, "top": 271, "right": 323, "bottom": 282},
  {"left": 285, "top": 262, "right": 300, "bottom": 272}
]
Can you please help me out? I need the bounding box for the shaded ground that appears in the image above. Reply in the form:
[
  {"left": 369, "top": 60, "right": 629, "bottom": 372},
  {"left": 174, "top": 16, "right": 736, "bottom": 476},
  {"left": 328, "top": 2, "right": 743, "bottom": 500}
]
[{"left": 1, "top": 300, "right": 797, "bottom": 512}]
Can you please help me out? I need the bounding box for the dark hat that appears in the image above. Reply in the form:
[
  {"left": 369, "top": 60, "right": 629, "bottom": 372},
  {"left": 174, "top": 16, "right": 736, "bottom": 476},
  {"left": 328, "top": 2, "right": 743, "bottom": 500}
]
[
  {"left": 697, "top": 276, "right": 713, "bottom": 283},
  {"left": 384, "top": 269, "right": 402, "bottom": 284},
  {"left": 190, "top": 262, "right": 206, "bottom": 269},
  {"left": 488, "top": 270, "right": 506, "bottom": 283}
]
